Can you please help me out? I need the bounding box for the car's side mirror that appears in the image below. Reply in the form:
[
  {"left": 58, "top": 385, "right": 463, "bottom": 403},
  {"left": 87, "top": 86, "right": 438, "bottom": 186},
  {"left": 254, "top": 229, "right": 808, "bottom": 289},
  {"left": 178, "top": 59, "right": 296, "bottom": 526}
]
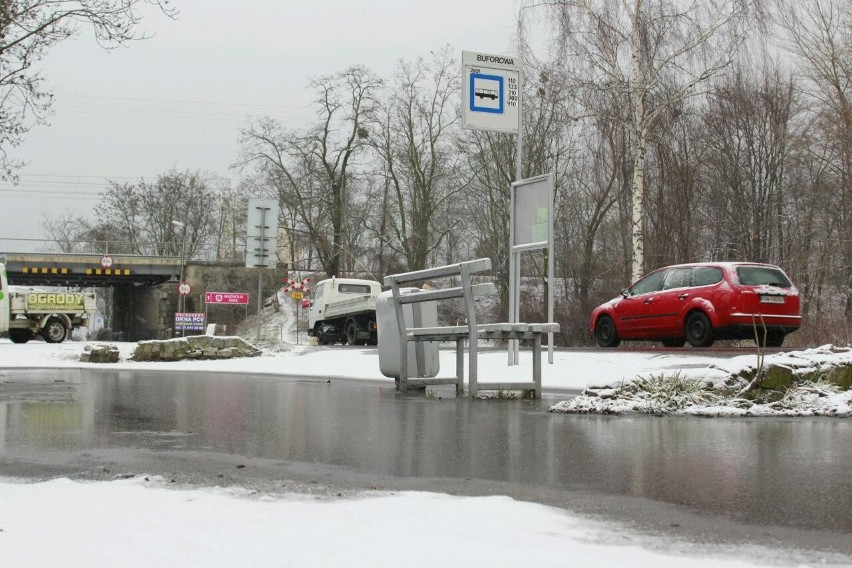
[{"left": 620, "top": 288, "right": 629, "bottom": 298}]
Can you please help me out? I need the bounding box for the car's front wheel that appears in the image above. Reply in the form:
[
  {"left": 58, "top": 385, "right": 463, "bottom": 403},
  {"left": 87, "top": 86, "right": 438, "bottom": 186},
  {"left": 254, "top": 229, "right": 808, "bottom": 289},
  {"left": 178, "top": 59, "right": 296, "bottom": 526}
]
[
  {"left": 685, "top": 312, "right": 714, "bottom": 347},
  {"left": 595, "top": 315, "right": 620, "bottom": 348}
]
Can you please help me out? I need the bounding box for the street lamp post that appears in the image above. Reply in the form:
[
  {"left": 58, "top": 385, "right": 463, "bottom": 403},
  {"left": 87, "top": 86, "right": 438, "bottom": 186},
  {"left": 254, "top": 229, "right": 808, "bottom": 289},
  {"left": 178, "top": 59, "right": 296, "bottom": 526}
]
[{"left": 172, "top": 220, "right": 187, "bottom": 315}]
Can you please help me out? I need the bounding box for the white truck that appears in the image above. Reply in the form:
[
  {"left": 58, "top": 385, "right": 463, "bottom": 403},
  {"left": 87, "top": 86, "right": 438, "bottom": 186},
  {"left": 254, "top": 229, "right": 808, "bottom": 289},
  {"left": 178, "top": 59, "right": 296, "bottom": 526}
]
[
  {"left": 0, "top": 263, "right": 98, "bottom": 344},
  {"left": 307, "top": 277, "right": 382, "bottom": 345}
]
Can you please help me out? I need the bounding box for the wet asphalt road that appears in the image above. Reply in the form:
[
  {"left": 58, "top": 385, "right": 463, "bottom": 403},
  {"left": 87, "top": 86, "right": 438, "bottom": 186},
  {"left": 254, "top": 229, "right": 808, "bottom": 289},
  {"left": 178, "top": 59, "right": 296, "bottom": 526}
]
[{"left": 1, "top": 367, "right": 851, "bottom": 564}]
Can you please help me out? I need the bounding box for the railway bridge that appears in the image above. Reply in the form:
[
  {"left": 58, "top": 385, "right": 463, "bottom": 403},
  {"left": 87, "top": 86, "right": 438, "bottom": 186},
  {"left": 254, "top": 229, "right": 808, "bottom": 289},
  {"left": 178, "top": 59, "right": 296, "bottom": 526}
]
[{"left": 1, "top": 240, "right": 288, "bottom": 341}]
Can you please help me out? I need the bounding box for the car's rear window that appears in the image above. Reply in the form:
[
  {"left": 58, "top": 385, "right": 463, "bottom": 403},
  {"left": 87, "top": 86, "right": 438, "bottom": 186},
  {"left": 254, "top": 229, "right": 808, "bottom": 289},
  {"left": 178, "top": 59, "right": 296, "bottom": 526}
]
[
  {"left": 736, "top": 266, "right": 791, "bottom": 288},
  {"left": 692, "top": 267, "right": 723, "bottom": 287},
  {"left": 338, "top": 283, "right": 372, "bottom": 294}
]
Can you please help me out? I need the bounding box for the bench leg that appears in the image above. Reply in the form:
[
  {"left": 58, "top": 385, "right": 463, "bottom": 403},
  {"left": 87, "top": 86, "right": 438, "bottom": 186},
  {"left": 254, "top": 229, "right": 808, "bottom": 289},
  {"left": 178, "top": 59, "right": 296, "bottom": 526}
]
[
  {"left": 399, "top": 337, "right": 409, "bottom": 394},
  {"left": 532, "top": 334, "right": 542, "bottom": 399},
  {"left": 456, "top": 338, "right": 465, "bottom": 395}
]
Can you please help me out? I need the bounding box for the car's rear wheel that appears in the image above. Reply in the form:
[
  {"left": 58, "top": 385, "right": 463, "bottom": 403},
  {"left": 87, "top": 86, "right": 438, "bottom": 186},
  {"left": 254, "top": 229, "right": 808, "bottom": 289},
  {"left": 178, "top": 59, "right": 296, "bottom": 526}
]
[
  {"left": 595, "top": 315, "right": 620, "bottom": 348},
  {"left": 661, "top": 337, "right": 686, "bottom": 348},
  {"left": 42, "top": 317, "right": 68, "bottom": 343},
  {"left": 685, "top": 312, "right": 714, "bottom": 347}
]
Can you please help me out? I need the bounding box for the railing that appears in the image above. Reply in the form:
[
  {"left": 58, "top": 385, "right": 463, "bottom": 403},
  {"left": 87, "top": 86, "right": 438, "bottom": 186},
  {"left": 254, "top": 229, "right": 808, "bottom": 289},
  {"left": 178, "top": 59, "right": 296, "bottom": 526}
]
[{"left": 0, "top": 238, "right": 246, "bottom": 263}]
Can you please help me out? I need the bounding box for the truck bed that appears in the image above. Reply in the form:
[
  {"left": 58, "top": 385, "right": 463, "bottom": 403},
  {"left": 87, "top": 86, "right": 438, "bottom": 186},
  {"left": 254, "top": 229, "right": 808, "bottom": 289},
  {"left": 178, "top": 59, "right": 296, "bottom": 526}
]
[
  {"left": 322, "top": 295, "right": 377, "bottom": 320},
  {"left": 10, "top": 291, "right": 97, "bottom": 314}
]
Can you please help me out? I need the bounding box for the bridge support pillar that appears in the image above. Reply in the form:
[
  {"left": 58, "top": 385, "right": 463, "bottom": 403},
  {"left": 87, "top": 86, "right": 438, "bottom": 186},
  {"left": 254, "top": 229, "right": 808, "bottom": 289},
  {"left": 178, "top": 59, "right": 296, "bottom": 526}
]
[{"left": 112, "top": 284, "right": 177, "bottom": 341}]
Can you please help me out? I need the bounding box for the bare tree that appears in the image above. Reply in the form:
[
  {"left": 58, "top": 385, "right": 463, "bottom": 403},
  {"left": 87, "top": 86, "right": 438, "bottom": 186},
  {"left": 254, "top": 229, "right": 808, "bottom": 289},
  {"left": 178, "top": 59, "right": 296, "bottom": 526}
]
[
  {"left": 369, "top": 48, "right": 460, "bottom": 272},
  {"left": 94, "top": 169, "right": 217, "bottom": 257},
  {"left": 0, "top": 0, "right": 176, "bottom": 179},
  {"left": 550, "top": 0, "right": 763, "bottom": 281},
  {"left": 777, "top": 0, "right": 852, "bottom": 320},
  {"left": 213, "top": 179, "right": 246, "bottom": 262},
  {"left": 701, "top": 62, "right": 795, "bottom": 263},
  {"left": 238, "top": 66, "right": 381, "bottom": 278},
  {"left": 41, "top": 211, "right": 87, "bottom": 252}
]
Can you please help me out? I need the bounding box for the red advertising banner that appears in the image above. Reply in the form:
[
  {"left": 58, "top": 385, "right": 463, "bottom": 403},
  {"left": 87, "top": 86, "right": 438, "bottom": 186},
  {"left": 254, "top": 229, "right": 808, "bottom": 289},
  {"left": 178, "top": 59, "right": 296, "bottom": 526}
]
[{"left": 205, "top": 292, "right": 250, "bottom": 305}]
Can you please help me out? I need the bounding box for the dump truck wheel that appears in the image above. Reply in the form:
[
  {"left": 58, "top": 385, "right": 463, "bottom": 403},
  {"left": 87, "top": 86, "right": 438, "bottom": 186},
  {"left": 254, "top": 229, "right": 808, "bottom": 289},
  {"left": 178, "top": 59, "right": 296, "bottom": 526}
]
[
  {"left": 42, "top": 317, "right": 68, "bottom": 344},
  {"left": 9, "top": 329, "right": 33, "bottom": 344}
]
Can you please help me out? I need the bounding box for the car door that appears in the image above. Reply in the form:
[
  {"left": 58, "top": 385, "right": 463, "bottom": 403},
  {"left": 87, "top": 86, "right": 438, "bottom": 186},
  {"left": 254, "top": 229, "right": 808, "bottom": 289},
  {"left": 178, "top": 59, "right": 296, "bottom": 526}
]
[
  {"left": 652, "top": 267, "right": 694, "bottom": 335},
  {"left": 614, "top": 269, "right": 668, "bottom": 337}
]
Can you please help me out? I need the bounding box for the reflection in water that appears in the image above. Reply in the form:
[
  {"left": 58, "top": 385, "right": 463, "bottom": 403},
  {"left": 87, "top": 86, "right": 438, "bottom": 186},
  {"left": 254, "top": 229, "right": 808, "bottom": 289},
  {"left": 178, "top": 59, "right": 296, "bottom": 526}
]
[{"left": 1, "top": 368, "right": 850, "bottom": 532}]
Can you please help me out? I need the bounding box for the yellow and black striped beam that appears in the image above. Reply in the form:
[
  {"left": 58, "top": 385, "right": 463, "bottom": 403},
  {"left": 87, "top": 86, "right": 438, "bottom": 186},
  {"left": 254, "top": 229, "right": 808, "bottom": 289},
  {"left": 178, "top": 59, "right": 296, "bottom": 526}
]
[
  {"left": 21, "top": 267, "right": 71, "bottom": 275},
  {"left": 85, "top": 268, "right": 133, "bottom": 276}
]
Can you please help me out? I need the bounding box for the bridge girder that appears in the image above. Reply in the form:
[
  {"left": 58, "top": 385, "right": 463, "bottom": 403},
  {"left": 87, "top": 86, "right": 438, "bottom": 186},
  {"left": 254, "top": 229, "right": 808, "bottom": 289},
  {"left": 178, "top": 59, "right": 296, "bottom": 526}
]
[{"left": 2, "top": 253, "right": 181, "bottom": 287}]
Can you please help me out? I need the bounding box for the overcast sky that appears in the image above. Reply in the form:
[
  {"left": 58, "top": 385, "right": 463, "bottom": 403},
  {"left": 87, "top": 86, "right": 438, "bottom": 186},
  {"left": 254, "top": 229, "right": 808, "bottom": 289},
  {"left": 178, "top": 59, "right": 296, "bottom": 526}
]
[{"left": 3, "top": 0, "right": 523, "bottom": 241}]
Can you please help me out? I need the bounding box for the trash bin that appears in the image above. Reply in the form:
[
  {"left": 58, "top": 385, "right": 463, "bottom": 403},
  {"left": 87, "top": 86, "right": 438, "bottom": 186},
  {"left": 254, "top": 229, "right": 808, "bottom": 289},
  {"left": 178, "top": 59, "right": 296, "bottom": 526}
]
[{"left": 377, "top": 289, "right": 439, "bottom": 379}]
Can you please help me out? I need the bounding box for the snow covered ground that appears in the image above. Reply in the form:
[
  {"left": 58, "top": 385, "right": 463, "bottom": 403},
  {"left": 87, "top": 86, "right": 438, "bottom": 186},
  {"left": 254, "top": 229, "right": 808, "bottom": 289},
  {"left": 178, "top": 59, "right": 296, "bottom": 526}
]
[
  {"left": 1, "top": 296, "right": 850, "bottom": 566},
  {"left": 0, "top": 474, "right": 792, "bottom": 568}
]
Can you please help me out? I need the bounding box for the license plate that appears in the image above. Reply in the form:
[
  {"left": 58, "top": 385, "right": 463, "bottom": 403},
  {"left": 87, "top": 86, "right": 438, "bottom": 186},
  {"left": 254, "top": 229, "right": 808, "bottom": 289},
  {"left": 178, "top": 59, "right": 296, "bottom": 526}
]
[{"left": 760, "top": 295, "right": 785, "bottom": 304}]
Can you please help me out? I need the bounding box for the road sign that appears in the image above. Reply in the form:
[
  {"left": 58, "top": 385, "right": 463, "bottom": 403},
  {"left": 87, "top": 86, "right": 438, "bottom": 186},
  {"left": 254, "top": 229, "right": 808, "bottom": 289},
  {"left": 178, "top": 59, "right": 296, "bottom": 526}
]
[
  {"left": 462, "top": 51, "right": 520, "bottom": 133},
  {"left": 100, "top": 255, "right": 113, "bottom": 268},
  {"left": 205, "top": 292, "right": 249, "bottom": 305},
  {"left": 245, "top": 197, "right": 279, "bottom": 269},
  {"left": 290, "top": 291, "right": 304, "bottom": 301},
  {"left": 178, "top": 282, "right": 191, "bottom": 296}
]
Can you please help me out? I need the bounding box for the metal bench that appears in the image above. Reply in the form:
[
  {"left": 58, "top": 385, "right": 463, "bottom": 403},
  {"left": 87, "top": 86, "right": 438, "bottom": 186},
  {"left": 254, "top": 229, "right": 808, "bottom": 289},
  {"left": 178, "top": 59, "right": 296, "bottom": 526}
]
[{"left": 384, "top": 258, "right": 559, "bottom": 398}]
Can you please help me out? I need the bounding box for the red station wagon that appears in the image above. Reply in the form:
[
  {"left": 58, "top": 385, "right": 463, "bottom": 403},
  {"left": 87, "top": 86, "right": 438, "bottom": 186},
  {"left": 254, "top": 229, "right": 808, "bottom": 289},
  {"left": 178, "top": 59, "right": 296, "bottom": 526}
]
[{"left": 590, "top": 262, "right": 801, "bottom": 348}]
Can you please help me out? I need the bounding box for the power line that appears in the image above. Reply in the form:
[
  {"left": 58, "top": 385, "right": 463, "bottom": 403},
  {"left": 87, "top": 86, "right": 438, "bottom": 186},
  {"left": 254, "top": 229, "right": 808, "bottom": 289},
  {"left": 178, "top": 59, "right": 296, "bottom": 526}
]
[
  {"left": 58, "top": 92, "right": 311, "bottom": 110},
  {"left": 50, "top": 93, "right": 314, "bottom": 124},
  {"left": 1, "top": 190, "right": 101, "bottom": 200}
]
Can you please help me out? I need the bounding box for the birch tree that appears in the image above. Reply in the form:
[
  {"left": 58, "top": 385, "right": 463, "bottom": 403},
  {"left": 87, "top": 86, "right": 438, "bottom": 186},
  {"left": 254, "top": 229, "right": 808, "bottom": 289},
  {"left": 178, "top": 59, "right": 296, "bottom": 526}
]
[{"left": 550, "top": 0, "right": 762, "bottom": 280}]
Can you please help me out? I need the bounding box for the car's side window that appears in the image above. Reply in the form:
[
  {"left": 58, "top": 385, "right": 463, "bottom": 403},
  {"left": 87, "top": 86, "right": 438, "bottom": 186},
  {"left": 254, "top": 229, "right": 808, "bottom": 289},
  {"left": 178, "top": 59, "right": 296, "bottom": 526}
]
[
  {"left": 661, "top": 268, "right": 692, "bottom": 290},
  {"left": 692, "top": 267, "right": 723, "bottom": 287},
  {"left": 314, "top": 283, "right": 325, "bottom": 303},
  {"left": 630, "top": 270, "right": 667, "bottom": 296}
]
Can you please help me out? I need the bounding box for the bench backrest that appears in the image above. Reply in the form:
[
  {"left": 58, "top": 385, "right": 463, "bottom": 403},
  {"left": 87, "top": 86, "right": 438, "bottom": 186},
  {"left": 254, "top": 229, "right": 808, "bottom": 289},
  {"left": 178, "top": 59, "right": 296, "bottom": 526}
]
[{"left": 384, "top": 258, "right": 494, "bottom": 336}]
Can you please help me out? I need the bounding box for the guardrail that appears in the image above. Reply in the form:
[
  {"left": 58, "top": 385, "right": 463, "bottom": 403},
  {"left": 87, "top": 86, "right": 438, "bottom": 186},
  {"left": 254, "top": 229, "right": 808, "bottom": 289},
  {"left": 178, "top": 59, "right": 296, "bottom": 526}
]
[{"left": 0, "top": 238, "right": 245, "bottom": 263}]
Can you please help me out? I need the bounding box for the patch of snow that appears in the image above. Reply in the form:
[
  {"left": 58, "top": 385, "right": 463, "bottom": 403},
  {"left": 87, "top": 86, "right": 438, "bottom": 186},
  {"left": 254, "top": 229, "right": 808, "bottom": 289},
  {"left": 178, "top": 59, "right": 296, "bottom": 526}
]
[{"left": 0, "top": 475, "right": 790, "bottom": 567}]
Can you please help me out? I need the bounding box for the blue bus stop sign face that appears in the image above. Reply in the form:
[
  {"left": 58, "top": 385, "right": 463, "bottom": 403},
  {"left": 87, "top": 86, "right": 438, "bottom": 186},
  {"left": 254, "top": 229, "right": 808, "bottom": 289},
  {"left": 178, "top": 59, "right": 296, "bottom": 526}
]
[{"left": 470, "top": 73, "right": 504, "bottom": 114}]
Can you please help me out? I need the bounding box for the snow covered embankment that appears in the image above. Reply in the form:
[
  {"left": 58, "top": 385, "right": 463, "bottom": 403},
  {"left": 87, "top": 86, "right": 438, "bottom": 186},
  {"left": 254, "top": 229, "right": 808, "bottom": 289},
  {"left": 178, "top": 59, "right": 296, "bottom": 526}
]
[{"left": 550, "top": 345, "right": 852, "bottom": 417}]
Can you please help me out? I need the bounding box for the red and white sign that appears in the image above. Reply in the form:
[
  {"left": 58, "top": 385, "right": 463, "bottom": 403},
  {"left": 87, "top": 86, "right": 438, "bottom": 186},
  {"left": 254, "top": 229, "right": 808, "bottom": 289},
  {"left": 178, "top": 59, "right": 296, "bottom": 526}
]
[
  {"left": 178, "top": 282, "right": 192, "bottom": 296},
  {"left": 100, "top": 255, "right": 114, "bottom": 268},
  {"left": 283, "top": 277, "right": 311, "bottom": 295},
  {"left": 205, "top": 292, "right": 250, "bottom": 305}
]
